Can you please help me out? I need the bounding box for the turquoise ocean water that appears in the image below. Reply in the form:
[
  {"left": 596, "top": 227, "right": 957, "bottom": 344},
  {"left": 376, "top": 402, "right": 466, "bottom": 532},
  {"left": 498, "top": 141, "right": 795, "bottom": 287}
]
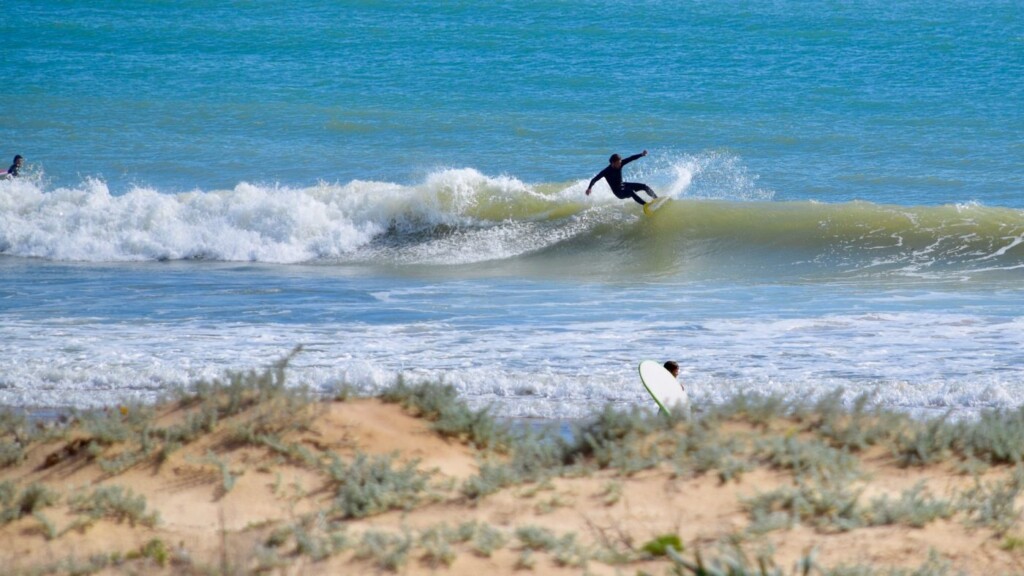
[{"left": 1, "top": 1, "right": 1022, "bottom": 418}]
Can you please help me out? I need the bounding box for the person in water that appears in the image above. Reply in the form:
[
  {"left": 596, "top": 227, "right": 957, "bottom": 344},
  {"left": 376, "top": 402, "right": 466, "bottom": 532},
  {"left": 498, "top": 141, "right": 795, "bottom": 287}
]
[
  {"left": 663, "top": 360, "right": 691, "bottom": 419},
  {"left": 3, "top": 155, "right": 23, "bottom": 179},
  {"left": 663, "top": 360, "right": 684, "bottom": 393},
  {"left": 585, "top": 150, "right": 657, "bottom": 205}
]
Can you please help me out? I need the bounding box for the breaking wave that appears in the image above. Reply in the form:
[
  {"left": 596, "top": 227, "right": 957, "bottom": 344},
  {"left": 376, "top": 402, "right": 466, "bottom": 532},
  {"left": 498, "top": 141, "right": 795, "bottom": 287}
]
[{"left": 2, "top": 154, "right": 1021, "bottom": 279}]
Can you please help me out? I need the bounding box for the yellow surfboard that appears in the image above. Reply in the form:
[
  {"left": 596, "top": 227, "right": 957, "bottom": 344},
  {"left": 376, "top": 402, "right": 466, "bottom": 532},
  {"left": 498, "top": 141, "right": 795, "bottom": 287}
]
[{"left": 643, "top": 197, "right": 671, "bottom": 216}]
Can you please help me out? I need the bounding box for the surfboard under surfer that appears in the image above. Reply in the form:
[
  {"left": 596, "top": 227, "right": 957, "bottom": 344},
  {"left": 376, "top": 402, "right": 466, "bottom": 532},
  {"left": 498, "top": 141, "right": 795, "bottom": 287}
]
[{"left": 585, "top": 150, "right": 657, "bottom": 206}]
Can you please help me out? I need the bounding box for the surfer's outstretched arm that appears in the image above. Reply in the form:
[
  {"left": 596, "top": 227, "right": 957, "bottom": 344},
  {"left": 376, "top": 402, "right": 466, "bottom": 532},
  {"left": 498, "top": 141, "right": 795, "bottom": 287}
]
[
  {"left": 585, "top": 168, "right": 608, "bottom": 196},
  {"left": 620, "top": 150, "right": 647, "bottom": 167}
]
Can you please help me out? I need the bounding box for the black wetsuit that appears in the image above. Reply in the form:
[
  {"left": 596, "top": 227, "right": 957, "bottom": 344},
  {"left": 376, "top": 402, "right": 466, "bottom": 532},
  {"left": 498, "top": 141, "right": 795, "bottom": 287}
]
[
  {"left": 5, "top": 163, "right": 19, "bottom": 178},
  {"left": 588, "top": 153, "right": 656, "bottom": 205}
]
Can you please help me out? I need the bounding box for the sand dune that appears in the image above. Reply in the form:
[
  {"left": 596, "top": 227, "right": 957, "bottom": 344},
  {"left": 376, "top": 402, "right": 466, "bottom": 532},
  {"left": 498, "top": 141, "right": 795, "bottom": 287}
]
[{"left": 2, "top": 365, "right": 1024, "bottom": 575}]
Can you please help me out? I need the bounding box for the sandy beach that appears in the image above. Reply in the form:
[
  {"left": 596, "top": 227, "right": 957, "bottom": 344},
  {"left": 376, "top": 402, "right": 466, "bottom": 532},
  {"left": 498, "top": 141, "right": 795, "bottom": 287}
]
[{"left": 2, "top": 360, "right": 1024, "bottom": 575}]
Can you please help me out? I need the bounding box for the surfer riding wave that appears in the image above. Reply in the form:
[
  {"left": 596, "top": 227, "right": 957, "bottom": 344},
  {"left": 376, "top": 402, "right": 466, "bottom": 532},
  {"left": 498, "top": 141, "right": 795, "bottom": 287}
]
[{"left": 585, "top": 150, "right": 657, "bottom": 206}]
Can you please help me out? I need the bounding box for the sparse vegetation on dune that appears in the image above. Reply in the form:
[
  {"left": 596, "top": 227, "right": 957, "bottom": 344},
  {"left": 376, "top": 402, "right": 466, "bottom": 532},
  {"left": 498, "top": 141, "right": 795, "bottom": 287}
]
[{"left": 2, "top": 355, "right": 1024, "bottom": 574}]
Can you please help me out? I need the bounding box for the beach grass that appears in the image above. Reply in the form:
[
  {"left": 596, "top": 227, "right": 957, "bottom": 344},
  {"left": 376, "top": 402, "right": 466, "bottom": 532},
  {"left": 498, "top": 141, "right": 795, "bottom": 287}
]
[{"left": 2, "top": 356, "right": 1024, "bottom": 574}]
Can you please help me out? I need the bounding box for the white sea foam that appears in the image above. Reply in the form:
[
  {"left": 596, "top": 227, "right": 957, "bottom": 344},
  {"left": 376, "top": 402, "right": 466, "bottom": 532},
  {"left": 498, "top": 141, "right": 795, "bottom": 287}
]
[
  {"left": 0, "top": 153, "right": 776, "bottom": 265},
  {"left": 2, "top": 305, "right": 1023, "bottom": 419},
  {"left": 0, "top": 178, "right": 384, "bottom": 262},
  {"left": 0, "top": 169, "right": 566, "bottom": 263}
]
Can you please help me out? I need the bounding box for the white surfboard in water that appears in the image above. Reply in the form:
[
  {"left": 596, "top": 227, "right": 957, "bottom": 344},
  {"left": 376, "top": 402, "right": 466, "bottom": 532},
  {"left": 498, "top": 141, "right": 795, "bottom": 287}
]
[{"left": 638, "top": 360, "right": 690, "bottom": 416}]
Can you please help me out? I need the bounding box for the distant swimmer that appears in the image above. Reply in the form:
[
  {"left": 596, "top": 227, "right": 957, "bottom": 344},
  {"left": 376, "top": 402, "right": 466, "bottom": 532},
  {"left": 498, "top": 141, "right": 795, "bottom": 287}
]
[
  {"left": 585, "top": 150, "right": 657, "bottom": 206},
  {"left": 2, "top": 155, "right": 23, "bottom": 179}
]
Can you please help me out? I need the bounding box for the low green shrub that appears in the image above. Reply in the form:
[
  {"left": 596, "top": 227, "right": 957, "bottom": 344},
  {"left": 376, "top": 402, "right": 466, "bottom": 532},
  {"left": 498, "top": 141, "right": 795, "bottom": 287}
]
[
  {"left": 563, "top": 405, "right": 667, "bottom": 472},
  {"left": 712, "top": 392, "right": 791, "bottom": 429},
  {"left": 0, "top": 409, "right": 34, "bottom": 469},
  {"left": 461, "top": 427, "right": 571, "bottom": 501},
  {"left": 828, "top": 549, "right": 953, "bottom": 576},
  {"left": 863, "top": 483, "right": 953, "bottom": 528},
  {"left": 807, "top": 391, "right": 905, "bottom": 452},
  {"left": 551, "top": 532, "right": 589, "bottom": 568},
  {"left": 355, "top": 530, "right": 413, "bottom": 572},
  {"left": 0, "top": 482, "right": 60, "bottom": 525},
  {"left": 168, "top": 346, "right": 303, "bottom": 421},
  {"left": 97, "top": 448, "right": 149, "bottom": 475},
  {"left": 670, "top": 422, "right": 751, "bottom": 483},
  {"left": 891, "top": 415, "right": 956, "bottom": 467},
  {"left": 124, "top": 538, "right": 169, "bottom": 567},
  {"left": 326, "top": 452, "right": 430, "bottom": 519},
  {"left": 956, "top": 407, "right": 1024, "bottom": 465},
  {"left": 292, "top": 524, "right": 347, "bottom": 562},
  {"left": 641, "top": 533, "right": 683, "bottom": 557},
  {"left": 380, "top": 379, "right": 508, "bottom": 450},
  {"left": 418, "top": 524, "right": 457, "bottom": 568},
  {"left": 0, "top": 439, "right": 25, "bottom": 468},
  {"left": 756, "top": 435, "right": 859, "bottom": 478},
  {"left": 957, "top": 466, "right": 1024, "bottom": 535},
  {"left": 68, "top": 485, "right": 159, "bottom": 527},
  {"left": 744, "top": 472, "right": 863, "bottom": 534},
  {"left": 515, "top": 525, "right": 560, "bottom": 551},
  {"left": 667, "top": 546, "right": 818, "bottom": 576},
  {"left": 469, "top": 522, "right": 507, "bottom": 557},
  {"left": 78, "top": 411, "right": 133, "bottom": 447}
]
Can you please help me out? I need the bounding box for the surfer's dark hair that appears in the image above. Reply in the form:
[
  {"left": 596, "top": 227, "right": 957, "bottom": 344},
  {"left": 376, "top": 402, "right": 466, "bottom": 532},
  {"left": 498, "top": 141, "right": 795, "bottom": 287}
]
[
  {"left": 609, "top": 153, "right": 621, "bottom": 164},
  {"left": 663, "top": 361, "right": 679, "bottom": 374},
  {"left": 13, "top": 155, "right": 22, "bottom": 162}
]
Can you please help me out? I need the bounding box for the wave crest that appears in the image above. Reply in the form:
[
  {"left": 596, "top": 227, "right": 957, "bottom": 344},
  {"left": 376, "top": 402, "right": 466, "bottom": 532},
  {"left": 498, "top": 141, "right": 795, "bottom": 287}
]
[{"left": 2, "top": 158, "right": 1022, "bottom": 278}]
